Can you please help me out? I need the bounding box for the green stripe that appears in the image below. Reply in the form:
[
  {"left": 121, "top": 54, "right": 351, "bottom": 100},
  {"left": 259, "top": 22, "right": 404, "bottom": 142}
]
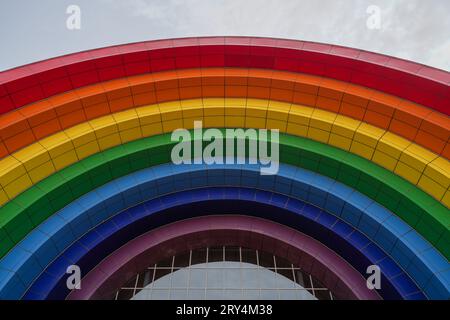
[{"left": 0, "top": 131, "right": 448, "bottom": 259}]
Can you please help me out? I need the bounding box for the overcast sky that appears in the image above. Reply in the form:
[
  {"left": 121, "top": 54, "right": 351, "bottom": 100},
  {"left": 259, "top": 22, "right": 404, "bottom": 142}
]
[{"left": 0, "top": 0, "right": 449, "bottom": 71}]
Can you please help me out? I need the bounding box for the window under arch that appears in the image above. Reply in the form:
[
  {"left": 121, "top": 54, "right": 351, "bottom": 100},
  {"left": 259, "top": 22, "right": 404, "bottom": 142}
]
[{"left": 114, "top": 246, "right": 335, "bottom": 300}]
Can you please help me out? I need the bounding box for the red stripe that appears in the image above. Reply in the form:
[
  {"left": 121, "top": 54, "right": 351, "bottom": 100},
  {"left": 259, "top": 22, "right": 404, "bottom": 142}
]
[{"left": 0, "top": 37, "right": 448, "bottom": 115}]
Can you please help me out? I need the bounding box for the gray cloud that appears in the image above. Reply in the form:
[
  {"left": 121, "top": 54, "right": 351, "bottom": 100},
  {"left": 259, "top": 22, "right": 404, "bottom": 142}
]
[{"left": 0, "top": 0, "right": 449, "bottom": 71}]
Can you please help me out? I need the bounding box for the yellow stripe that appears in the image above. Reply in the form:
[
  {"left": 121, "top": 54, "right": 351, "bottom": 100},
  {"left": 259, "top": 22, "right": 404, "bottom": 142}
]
[{"left": 0, "top": 98, "right": 449, "bottom": 207}]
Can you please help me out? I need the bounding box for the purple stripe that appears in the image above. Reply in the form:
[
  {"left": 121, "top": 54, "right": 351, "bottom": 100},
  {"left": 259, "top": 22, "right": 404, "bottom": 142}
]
[{"left": 67, "top": 215, "right": 380, "bottom": 300}]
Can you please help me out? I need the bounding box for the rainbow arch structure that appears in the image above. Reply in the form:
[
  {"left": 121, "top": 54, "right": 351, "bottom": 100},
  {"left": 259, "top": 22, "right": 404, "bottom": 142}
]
[{"left": 0, "top": 37, "right": 448, "bottom": 300}]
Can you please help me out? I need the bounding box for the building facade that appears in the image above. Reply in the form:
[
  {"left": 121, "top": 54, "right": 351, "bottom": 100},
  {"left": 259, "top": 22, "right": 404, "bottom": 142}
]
[{"left": 0, "top": 37, "right": 449, "bottom": 300}]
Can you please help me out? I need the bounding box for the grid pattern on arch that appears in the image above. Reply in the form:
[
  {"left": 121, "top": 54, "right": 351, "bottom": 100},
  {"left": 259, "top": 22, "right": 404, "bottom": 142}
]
[{"left": 114, "top": 246, "right": 334, "bottom": 300}]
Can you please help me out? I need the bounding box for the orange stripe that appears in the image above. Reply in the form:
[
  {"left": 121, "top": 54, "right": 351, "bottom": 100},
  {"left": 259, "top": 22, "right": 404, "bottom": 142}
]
[{"left": 0, "top": 68, "right": 448, "bottom": 159}]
